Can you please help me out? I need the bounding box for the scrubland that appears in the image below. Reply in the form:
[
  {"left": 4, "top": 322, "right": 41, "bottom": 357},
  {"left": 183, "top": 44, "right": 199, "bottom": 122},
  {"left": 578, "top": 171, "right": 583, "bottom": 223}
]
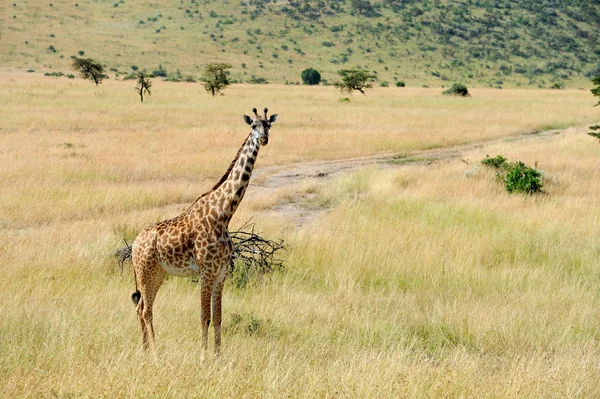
[{"left": 1, "top": 74, "right": 599, "bottom": 397}]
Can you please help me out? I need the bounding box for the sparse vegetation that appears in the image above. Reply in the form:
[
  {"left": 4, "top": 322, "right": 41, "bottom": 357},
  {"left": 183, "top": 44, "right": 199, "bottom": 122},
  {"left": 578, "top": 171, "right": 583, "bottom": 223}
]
[{"left": 3, "top": 1, "right": 597, "bottom": 87}]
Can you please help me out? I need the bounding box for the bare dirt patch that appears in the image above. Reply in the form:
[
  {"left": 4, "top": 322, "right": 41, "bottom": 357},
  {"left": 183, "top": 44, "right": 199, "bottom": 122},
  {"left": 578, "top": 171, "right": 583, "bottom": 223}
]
[{"left": 247, "top": 128, "right": 563, "bottom": 226}]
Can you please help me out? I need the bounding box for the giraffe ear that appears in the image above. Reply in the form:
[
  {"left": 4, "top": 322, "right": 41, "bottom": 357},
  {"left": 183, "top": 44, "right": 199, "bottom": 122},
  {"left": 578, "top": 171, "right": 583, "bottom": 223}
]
[
  {"left": 269, "top": 114, "right": 278, "bottom": 124},
  {"left": 243, "top": 115, "right": 253, "bottom": 125}
]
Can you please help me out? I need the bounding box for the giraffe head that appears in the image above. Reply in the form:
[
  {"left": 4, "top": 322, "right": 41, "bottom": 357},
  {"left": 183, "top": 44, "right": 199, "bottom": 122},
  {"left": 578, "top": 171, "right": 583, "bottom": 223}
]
[{"left": 243, "top": 107, "right": 277, "bottom": 146}]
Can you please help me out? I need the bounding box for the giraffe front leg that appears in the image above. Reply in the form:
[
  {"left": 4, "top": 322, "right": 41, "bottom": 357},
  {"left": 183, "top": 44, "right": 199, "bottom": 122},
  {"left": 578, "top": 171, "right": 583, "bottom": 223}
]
[
  {"left": 211, "top": 270, "right": 227, "bottom": 354},
  {"left": 200, "top": 276, "right": 213, "bottom": 352}
]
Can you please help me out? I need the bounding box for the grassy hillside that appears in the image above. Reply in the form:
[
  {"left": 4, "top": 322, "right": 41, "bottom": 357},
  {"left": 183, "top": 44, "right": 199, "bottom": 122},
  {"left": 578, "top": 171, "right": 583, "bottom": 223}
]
[
  {"left": 1, "top": 77, "right": 600, "bottom": 396},
  {"left": 2, "top": 0, "right": 599, "bottom": 88}
]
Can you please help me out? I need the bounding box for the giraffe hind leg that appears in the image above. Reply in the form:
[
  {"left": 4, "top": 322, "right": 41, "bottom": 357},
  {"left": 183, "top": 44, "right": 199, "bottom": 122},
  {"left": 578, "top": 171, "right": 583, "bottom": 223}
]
[
  {"left": 138, "top": 267, "right": 166, "bottom": 353},
  {"left": 135, "top": 296, "right": 150, "bottom": 351}
]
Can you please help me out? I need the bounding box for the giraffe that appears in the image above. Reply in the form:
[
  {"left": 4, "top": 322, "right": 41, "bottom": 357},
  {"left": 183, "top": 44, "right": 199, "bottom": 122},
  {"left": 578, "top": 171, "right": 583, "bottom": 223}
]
[{"left": 130, "top": 107, "right": 278, "bottom": 354}]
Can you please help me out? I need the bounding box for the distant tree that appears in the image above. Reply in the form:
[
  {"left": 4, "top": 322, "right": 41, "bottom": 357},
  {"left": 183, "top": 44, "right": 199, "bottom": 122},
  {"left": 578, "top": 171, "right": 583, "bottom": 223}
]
[
  {"left": 202, "top": 62, "right": 232, "bottom": 96},
  {"left": 350, "top": 0, "right": 376, "bottom": 16},
  {"left": 591, "top": 75, "right": 600, "bottom": 106},
  {"left": 135, "top": 72, "right": 152, "bottom": 103},
  {"left": 301, "top": 67, "right": 321, "bottom": 85},
  {"left": 333, "top": 68, "right": 376, "bottom": 95},
  {"left": 442, "top": 83, "right": 470, "bottom": 96},
  {"left": 71, "top": 56, "right": 105, "bottom": 86},
  {"left": 589, "top": 75, "right": 600, "bottom": 142}
]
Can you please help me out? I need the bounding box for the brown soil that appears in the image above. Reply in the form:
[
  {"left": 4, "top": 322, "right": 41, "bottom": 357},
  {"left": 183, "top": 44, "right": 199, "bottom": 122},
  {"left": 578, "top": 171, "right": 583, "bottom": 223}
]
[{"left": 247, "top": 128, "right": 562, "bottom": 226}]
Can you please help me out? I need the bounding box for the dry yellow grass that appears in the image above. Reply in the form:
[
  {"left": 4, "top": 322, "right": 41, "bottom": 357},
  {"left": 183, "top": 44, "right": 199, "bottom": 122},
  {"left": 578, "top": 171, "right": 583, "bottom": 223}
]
[{"left": 1, "top": 74, "right": 599, "bottom": 397}]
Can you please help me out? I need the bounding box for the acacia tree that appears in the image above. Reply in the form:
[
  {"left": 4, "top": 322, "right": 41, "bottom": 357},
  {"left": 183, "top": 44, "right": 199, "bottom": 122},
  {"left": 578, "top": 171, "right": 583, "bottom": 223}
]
[
  {"left": 589, "top": 75, "right": 600, "bottom": 141},
  {"left": 135, "top": 72, "right": 152, "bottom": 103},
  {"left": 71, "top": 56, "right": 105, "bottom": 86},
  {"left": 333, "top": 68, "right": 376, "bottom": 95},
  {"left": 202, "top": 63, "right": 232, "bottom": 97}
]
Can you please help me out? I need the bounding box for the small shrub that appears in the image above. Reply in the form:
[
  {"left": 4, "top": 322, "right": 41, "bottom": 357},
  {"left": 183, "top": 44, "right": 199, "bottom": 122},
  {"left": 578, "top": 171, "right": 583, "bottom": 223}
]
[
  {"left": 481, "top": 155, "right": 543, "bottom": 194},
  {"left": 481, "top": 155, "right": 508, "bottom": 169},
  {"left": 396, "top": 81, "right": 406, "bottom": 87},
  {"left": 339, "top": 97, "right": 351, "bottom": 102},
  {"left": 504, "top": 162, "right": 542, "bottom": 194},
  {"left": 380, "top": 81, "right": 389, "bottom": 87},
  {"left": 248, "top": 75, "right": 268, "bottom": 84},
  {"left": 152, "top": 64, "right": 167, "bottom": 77},
  {"left": 443, "top": 83, "right": 470, "bottom": 96}
]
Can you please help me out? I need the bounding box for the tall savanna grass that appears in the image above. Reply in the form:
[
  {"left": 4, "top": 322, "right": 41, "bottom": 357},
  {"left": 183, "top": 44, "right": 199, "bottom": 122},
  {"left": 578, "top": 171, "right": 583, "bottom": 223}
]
[{"left": 1, "top": 74, "right": 599, "bottom": 397}]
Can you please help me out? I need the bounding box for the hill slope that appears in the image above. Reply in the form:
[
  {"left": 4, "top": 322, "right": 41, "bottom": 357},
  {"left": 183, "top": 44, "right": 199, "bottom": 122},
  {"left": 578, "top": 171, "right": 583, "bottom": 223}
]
[{"left": 2, "top": 0, "right": 599, "bottom": 88}]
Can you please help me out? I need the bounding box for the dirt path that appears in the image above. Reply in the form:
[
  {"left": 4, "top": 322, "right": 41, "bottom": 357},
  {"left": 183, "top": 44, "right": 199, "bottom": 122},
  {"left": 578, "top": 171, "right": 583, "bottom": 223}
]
[{"left": 246, "top": 128, "right": 562, "bottom": 226}]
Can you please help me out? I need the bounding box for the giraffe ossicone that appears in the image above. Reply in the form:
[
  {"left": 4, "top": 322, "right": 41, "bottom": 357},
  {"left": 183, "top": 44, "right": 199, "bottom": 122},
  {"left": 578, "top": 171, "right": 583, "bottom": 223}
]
[{"left": 130, "top": 107, "right": 278, "bottom": 354}]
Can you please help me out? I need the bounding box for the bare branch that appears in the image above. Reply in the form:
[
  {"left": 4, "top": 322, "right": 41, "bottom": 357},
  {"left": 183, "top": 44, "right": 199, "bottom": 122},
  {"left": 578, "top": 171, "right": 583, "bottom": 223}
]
[{"left": 114, "top": 222, "right": 285, "bottom": 287}]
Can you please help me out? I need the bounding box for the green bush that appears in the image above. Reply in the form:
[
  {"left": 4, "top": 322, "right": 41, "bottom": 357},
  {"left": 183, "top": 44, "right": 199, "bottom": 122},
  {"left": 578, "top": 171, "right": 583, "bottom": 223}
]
[
  {"left": 396, "top": 81, "right": 406, "bottom": 87},
  {"left": 504, "top": 162, "right": 543, "bottom": 194},
  {"left": 481, "top": 154, "right": 508, "bottom": 169},
  {"left": 248, "top": 75, "right": 268, "bottom": 84},
  {"left": 152, "top": 64, "right": 167, "bottom": 77},
  {"left": 481, "top": 155, "right": 543, "bottom": 194},
  {"left": 443, "top": 83, "right": 470, "bottom": 96}
]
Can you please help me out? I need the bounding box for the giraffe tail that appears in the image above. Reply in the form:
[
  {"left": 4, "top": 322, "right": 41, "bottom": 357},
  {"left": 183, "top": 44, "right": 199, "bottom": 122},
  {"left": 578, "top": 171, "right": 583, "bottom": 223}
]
[
  {"left": 131, "top": 290, "right": 141, "bottom": 305},
  {"left": 131, "top": 265, "right": 141, "bottom": 306}
]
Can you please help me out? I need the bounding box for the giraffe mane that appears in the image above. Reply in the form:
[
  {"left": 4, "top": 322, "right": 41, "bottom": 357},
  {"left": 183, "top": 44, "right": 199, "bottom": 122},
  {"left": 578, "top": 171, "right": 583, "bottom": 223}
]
[
  {"left": 187, "top": 133, "right": 250, "bottom": 209},
  {"left": 211, "top": 133, "right": 249, "bottom": 191}
]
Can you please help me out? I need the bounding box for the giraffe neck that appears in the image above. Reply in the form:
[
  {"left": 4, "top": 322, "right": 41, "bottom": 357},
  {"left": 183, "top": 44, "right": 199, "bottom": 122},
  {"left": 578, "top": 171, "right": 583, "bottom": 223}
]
[{"left": 209, "top": 131, "right": 261, "bottom": 224}]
